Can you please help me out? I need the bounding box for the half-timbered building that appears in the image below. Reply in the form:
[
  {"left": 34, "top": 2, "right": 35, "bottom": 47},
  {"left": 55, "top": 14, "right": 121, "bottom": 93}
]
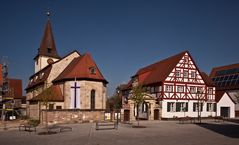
[{"left": 121, "top": 51, "right": 216, "bottom": 121}]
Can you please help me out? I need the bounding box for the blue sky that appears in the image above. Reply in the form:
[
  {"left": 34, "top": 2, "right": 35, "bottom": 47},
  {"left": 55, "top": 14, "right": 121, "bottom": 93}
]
[{"left": 0, "top": 0, "right": 239, "bottom": 96}]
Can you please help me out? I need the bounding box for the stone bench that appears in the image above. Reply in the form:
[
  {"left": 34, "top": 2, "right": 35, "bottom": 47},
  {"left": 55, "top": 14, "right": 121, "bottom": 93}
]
[{"left": 95, "top": 121, "right": 118, "bottom": 130}]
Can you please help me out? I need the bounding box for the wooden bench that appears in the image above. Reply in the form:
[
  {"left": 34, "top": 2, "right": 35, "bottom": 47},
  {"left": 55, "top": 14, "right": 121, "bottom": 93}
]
[
  {"left": 19, "top": 123, "right": 37, "bottom": 132},
  {"left": 95, "top": 121, "right": 118, "bottom": 130},
  {"left": 179, "top": 117, "right": 195, "bottom": 124}
]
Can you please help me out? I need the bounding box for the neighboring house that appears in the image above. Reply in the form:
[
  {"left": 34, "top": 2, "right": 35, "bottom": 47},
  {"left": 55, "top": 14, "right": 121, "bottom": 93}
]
[
  {"left": 210, "top": 63, "right": 239, "bottom": 117},
  {"left": 120, "top": 51, "right": 216, "bottom": 121},
  {"left": 26, "top": 18, "right": 108, "bottom": 123},
  {"left": 0, "top": 64, "right": 24, "bottom": 119},
  {"left": 216, "top": 91, "right": 235, "bottom": 118}
]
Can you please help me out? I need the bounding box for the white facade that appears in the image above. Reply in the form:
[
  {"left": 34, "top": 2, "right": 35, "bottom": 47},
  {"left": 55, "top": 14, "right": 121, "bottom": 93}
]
[
  {"left": 217, "top": 93, "right": 235, "bottom": 118},
  {"left": 162, "top": 100, "right": 216, "bottom": 118},
  {"left": 35, "top": 56, "right": 59, "bottom": 73}
]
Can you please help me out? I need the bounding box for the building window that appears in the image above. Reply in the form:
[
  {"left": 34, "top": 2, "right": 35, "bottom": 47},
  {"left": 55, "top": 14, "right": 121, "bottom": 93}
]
[
  {"left": 184, "top": 70, "right": 188, "bottom": 78},
  {"left": 184, "top": 57, "right": 188, "bottom": 63},
  {"left": 176, "top": 70, "right": 181, "bottom": 77},
  {"left": 142, "top": 102, "right": 148, "bottom": 113},
  {"left": 167, "top": 102, "right": 175, "bottom": 112},
  {"left": 90, "top": 89, "right": 95, "bottom": 110},
  {"left": 47, "top": 48, "right": 52, "bottom": 54},
  {"left": 89, "top": 67, "right": 96, "bottom": 74},
  {"left": 176, "top": 102, "right": 188, "bottom": 112},
  {"left": 166, "top": 85, "right": 173, "bottom": 92},
  {"left": 56, "top": 106, "right": 62, "bottom": 109},
  {"left": 197, "top": 87, "right": 203, "bottom": 93},
  {"left": 208, "top": 88, "right": 213, "bottom": 94},
  {"left": 49, "top": 104, "right": 54, "bottom": 110},
  {"left": 177, "top": 86, "right": 184, "bottom": 93},
  {"left": 190, "top": 87, "right": 196, "bottom": 93},
  {"left": 206, "top": 103, "right": 216, "bottom": 112},
  {"left": 191, "top": 71, "right": 196, "bottom": 78},
  {"left": 150, "top": 87, "right": 155, "bottom": 93},
  {"left": 193, "top": 103, "right": 203, "bottom": 112}
]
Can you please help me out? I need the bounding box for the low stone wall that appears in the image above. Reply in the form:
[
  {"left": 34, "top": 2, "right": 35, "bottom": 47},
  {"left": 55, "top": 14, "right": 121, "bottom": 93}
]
[{"left": 41, "top": 109, "right": 105, "bottom": 124}]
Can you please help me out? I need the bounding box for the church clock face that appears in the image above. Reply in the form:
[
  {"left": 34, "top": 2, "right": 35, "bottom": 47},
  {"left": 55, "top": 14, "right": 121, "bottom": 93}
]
[{"left": 47, "top": 58, "right": 54, "bottom": 64}]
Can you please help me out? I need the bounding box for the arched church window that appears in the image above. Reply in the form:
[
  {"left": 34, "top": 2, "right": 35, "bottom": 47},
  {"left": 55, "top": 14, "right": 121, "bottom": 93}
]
[{"left": 91, "top": 89, "right": 95, "bottom": 110}]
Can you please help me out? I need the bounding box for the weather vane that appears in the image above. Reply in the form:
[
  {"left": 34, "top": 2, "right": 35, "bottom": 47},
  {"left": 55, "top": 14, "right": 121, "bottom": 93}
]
[{"left": 45, "top": 9, "right": 51, "bottom": 19}]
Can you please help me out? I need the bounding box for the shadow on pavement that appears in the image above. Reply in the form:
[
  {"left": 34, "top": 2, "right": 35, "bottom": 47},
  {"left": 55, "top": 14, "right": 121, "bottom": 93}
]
[{"left": 197, "top": 123, "right": 239, "bottom": 138}]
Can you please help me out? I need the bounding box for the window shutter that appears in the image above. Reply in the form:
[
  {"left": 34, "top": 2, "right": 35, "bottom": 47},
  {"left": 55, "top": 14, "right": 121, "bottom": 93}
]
[
  {"left": 207, "top": 103, "right": 209, "bottom": 111},
  {"left": 193, "top": 103, "right": 195, "bottom": 112},
  {"left": 176, "top": 102, "right": 180, "bottom": 112},
  {"left": 186, "top": 102, "right": 188, "bottom": 111},
  {"left": 167, "top": 102, "right": 170, "bottom": 112},
  {"left": 213, "top": 103, "right": 217, "bottom": 112},
  {"left": 200, "top": 103, "right": 203, "bottom": 112}
]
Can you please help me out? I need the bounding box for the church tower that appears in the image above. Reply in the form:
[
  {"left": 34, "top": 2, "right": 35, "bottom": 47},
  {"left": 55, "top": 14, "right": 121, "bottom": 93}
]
[{"left": 34, "top": 14, "right": 60, "bottom": 73}]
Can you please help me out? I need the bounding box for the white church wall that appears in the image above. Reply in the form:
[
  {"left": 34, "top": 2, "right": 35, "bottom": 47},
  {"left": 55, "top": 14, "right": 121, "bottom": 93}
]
[
  {"left": 35, "top": 56, "right": 59, "bottom": 73},
  {"left": 161, "top": 100, "right": 216, "bottom": 118},
  {"left": 217, "top": 93, "right": 235, "bottom": 118}
]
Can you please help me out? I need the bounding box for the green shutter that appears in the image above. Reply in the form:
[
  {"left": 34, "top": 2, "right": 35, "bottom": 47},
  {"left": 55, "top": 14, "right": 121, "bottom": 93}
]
[
  {"left": 176, "top": 102, "right": 180, "bottom": 112},
  {"left": 186, "top": 103, "right": 188, "bottom": 111},
  {"left": 167, "top": 102, "right": 170, "bottom": 112},
  {"left": 200, "top": 103, "right": 203, "bottom": 112},
  {"left": 207, "top": 103, "right": 209, "bottom": 111},
  {"left": 213, "top": 103, "right": 217, "bottom": 112},
  {"left": 193, "top": 103, "right": 196, "bottom": 112}
]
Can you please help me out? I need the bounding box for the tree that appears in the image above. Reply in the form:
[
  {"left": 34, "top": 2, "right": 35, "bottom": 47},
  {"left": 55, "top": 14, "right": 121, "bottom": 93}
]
[
  {"left": 37, "top": 82, "right": 54, "bottom": 133},
  {"left": 106, "top": 92, "right": 122, "bottom": 111},
  {"left": 130, "top": 85, "right": 146, "bottom": 126}
]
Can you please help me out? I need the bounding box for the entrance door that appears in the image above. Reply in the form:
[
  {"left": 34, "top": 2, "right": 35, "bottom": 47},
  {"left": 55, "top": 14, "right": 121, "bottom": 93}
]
[
  {"left": 124, "top": 110, "right": 130, "bottom": 122},
  {"left": 221, "top": 107, "right": 230, "bottom": 117},
  {"left": 154, "top": 109, "right": 159, "bottom": 120}
]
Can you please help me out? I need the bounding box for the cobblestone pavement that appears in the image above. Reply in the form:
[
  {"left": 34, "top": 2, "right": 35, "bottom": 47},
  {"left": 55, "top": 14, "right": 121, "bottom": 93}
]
[{"left": 0, "top": 120, "right": 239, "bottom": 145}]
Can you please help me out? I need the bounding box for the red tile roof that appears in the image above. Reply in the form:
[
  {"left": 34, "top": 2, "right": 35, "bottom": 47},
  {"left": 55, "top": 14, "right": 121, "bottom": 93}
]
[
  {"left": 0, "top": 64, "right": 2, "bottom": 86},
  {"left": 4, "top": 78, "right": 23, "bottom": 99},
  {"left": 200, "top": 72, "right": 214, "bottom": 86},
  {"left": 34, "top": 20, "right": 60, "bottom": 59},
  {"left": 30, "top": 85, "right": 63, "bottom": 102},
  {"left": 134, "top": 51, "right": 187, "bottom": 85},
  {"left": 209, "top": 63, "right": 239, "bottom": 78},
  {"left": 215, "top": 91, "right": 236, "bottom": 104},
  {"left": 26, "top": 65, "right": 52, "bottom": 91},
  {"left": 53, "top": 53, "right": 108, "bottom": 83},
  {"left": 126, "top": 51, "right": 212, "bottom": 88}
]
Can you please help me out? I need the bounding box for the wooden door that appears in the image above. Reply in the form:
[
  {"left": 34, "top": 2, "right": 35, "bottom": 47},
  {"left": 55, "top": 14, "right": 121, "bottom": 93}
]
[
  {"left": 124, "top": 110, "right": 130, "bottom": 122},
  {"left": 154, "top": 109, "right": 159, "bottom": 120}
]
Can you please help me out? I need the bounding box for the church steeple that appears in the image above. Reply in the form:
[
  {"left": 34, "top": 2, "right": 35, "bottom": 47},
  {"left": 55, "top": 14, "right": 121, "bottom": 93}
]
[
  {"left": 34, "top": 11, "right": 61, "bottom": 73},
  {"left": 36, "top": 19, "right": 60, "bottom": 59}
]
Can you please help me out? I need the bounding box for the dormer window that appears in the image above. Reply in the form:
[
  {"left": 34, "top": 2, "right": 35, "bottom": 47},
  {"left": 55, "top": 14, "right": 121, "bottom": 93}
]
[
  {"left": 47, "top": 48, "right": 52, "bottom": 54},
  {"left": 39, "top": 73, "right": 44, "bottom": 79},
  {"left": 35, "top": 76, "right": 38, "bottom": 80},
  {"left": 89, "top": 67, "right": 96, "bottom": 74}
]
